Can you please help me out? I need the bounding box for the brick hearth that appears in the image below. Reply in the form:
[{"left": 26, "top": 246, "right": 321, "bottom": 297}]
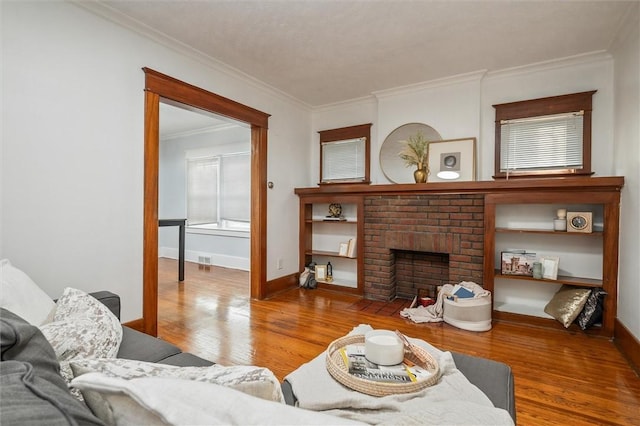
[{"left": 363, "top": 194, "right": 484, "bottom": 300}]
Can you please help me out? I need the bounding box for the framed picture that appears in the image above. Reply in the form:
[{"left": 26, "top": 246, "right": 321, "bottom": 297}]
[
  {"left": 540, "top": 256, "right": 559, "bottom": 280},
  {"left": 427, "top": 137, "right": 476, "bottom": 182},
  {"left": 338, "top": 242, "right": 349, "bottom": 257},
  {"left": 501, "top": 251, "right": 536, "bottom": 276},
  {"left": 315, "top": 264, "right": 327, "bottom": 281}
]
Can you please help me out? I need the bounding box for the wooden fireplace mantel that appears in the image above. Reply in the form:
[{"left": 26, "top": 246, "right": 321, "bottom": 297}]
[{"left": 294, "top": 176, "right": 624, "bottom": 197}]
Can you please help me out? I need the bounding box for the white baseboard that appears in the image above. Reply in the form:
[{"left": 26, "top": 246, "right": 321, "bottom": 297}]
[{"left": 159, "top": 247, "right": 249, "bottom": 271}]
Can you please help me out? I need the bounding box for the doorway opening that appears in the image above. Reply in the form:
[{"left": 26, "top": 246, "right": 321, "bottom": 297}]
[{"left": 143, "top": 68, "right": 270, "bottom": 336}]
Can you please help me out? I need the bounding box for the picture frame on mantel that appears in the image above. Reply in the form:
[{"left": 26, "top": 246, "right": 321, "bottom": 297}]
[{"left": 427, "top": 137, "right": 476, "bottom": 182}]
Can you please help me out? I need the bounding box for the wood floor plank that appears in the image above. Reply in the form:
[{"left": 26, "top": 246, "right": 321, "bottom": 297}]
[{"left": 157, "top": 258, "right": 640, "bottom": 425}]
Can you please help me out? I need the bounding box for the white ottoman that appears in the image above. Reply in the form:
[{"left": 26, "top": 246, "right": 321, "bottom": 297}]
[{"left": 443, "top": 296, "right": 492, "bottom": 332}]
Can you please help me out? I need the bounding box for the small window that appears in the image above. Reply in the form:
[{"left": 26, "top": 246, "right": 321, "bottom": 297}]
[
  {"left": 319, "top": 123, "right": 372, "bottom": 184},
  {"left": 322, "top": 137, "right": 366, "bottom": 182},
  {"left": 493, "top": 91, "right": 595, "bottom": 179}
]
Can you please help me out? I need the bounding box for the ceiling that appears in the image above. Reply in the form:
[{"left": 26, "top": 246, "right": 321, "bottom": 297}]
[{"left": 93, "top": 1, "right": 633, "bottom": 107}]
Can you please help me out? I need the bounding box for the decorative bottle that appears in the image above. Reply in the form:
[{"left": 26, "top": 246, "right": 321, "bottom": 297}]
[{"left": 326, "top": 261, "right": 333, "bottom": 282}]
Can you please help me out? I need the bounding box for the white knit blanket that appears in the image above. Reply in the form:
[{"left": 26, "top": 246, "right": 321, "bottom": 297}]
[
  {"left": 285, "top": 325, "right": 513, "bottom": 425},
  {"left": 400, "top": 281, "right": 489, "bottom": 323}
]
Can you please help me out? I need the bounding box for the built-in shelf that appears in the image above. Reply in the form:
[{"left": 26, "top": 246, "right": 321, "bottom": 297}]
[
  {"left": 298, "top": 195, "right": 364, "bottom": 295},
  {"left": 494, "top": 270, "right": 602, "bottom": 288},
  {"left": 305, "top": 249, "right": 356, "bottom": 259},
  {"left": 485, "top": 188, "right": 622, "bottom": 338},
  {"left": 495, "top": 228, "right": 604, "bottom": 236}
]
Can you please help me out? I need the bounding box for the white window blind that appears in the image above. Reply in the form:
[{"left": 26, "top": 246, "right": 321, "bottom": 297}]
[
  {"left": 220, "top": 153, "right": 250, "bottom": 222},
  {"left": 187, "top": 157, "right": 219, "bottom": 225},
  {"left": 321, "top": 137, "right": 366, "bottom": 182},
  {"left": 500, "top": 112, "right": 584, "bottom": 174}
]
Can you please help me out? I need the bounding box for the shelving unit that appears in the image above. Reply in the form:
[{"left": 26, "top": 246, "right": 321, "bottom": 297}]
[
  {"left": 298, "top": 195, "right": 364, "bottom": 294},
  {"left": 484, "top": 191, "right": 621, "bottom": 337}
]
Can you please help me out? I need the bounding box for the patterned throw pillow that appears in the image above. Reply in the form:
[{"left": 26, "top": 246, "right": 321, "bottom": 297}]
[
  {"left": 40, "top": 288, "right": 123, "bottom": 388},
  {"left": 543, "top": 285, "right": 591, "bottom": 328},
  {"left": 70, "top": 358, "right": 284, "bottom": 403},
  {"left": 70, "top": 358, "right": 285, "bottom": 422}
]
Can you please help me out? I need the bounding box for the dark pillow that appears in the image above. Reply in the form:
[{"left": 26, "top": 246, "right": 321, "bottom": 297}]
[
  {"left": 0, "top": 308, "right": 104, "bottom": 425},
  {"left": 575, "top": 289, "right": 607, "bottom": 330}
]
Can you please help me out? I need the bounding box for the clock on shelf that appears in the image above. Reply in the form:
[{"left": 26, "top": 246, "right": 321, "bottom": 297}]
[{"left": 567, "top": 211, "right": 593, "bottom": 233}]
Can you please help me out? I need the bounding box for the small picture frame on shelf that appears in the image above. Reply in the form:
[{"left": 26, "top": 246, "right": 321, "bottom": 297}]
[
  {"left": 540, "top": 256, "right": 559, "bottom": 280},
  {"left": 315, "top": 264, "right": 327, "bottom": 281},
  {"left": 501, "top": 251, "right": 536, "bottom": 276},
  {"left": 338, "top": 242, "right": 349, "bottom": 257}
]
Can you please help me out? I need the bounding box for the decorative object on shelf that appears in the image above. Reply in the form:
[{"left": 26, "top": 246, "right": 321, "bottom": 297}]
[
  {"left": 575, "top": 288, "right": 607, "bottom": 330},
  {"left": 315, "top": 264, "right": 327, "bottom": 281},
  {"left": 554, "top": 208, "right": 567, "bottom": 231},
  {"left": 346, "top": 238, "right": 357, "bottom": 258},
  {"left": 338, "top": 242, "right": 349, "bottom": 257},
  {"left": 380, "top": 123, "right": 442, "bottom": 184},
  {"left": 328, "top": 203, "right": 342, "bottom": 218},
  {"left": 532, "top": 262, "right": 543, "bottom": 279},
  {"left": 398, "top": 130, "right": 431, "bottom": 183},
  {"left": 544, "top": 285, "right": 591, "bottom": 328},
  {"left": 300, "top": 262, "right": 317, "bottom": 289},
  {"left": 567, "top": 211, "right": 593, "bottom": 233},
  {"left": 326, "top": 261, "right": 333, "bottom": 282},
  {"left": 501, "top": 251, "right": 536, "bottom": 276},
  {"left": 540, "top": 256, "right": 559, "bottom": 280},
  {"left": 427, "top": 137, "right": 477, "bottom": 182}
]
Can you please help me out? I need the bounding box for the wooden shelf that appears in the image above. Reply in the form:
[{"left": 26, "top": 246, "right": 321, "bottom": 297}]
[
  {"left": 494, "top": 270, "right": 602, "bottom": 288},
  {"left": 307, "top": 219, "right": 357, "bottom": 224},
  {"left": 495, "top": 228, "right": 603, "bottom": 236},
  {"left": 306, "top": 249, "right": 356, "bottom": 259}
]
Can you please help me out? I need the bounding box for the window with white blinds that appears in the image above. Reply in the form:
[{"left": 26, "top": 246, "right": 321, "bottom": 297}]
[
  {"left": 321, "top": 137, "right": 366, "bottom": 182},
  {"left": 220, "top": 153, "right": 250, "bottom": 222},
  {"left": 186, "top": 152, "right": 250, "bottom": 228},
  {"left": 187, "top": 157, "right": 219, "bottom": 225},
  {"left": 500, "top": 112, "right": 584, "bottom": 174}
]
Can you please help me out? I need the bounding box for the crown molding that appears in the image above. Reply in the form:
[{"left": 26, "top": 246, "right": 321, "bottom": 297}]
[
  {"left": 372, "top": 70, "right": 487, "bottom": 100},
  {"left": 70, "top": 1, "right": 312, "bottom": 111},
  {"left": 486, "top": 51, "right": 612, "bottom": 81},
  {"left": 312, "top": 95, "right": 378, "bottom": 113}
]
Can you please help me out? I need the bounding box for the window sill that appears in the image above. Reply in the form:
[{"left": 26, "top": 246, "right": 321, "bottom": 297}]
[{"left": 186, "top": 226, "right": 249, "bottom": 239}]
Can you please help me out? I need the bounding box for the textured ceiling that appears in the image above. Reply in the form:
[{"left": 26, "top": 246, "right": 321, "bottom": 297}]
[{"left": 94, "top": 1, "right": 633, "bottom": 107}]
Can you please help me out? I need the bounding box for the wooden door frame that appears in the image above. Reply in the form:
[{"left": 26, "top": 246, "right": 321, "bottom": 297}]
[{"left": 142, "top": 68, "right": 270, "bottom": 336}]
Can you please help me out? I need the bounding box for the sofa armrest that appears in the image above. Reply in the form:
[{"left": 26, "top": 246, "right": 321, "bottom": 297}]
[
  {"left": 89, "top": 291, "right": 121, "bottom": 320},
  {"left": 451, "top": 351, "right": 516, "bottom": 422}
]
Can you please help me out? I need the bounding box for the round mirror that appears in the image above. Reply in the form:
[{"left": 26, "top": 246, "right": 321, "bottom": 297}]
[{"left": 379, "top": 123, "right": 442, "bottom": 183}]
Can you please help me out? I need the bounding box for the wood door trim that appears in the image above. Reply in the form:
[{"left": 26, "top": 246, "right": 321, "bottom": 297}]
[{"left": 143, "top": 68, "right": 270, "bottom": 336}]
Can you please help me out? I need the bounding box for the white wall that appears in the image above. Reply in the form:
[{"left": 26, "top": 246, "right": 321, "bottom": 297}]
[
  {"left": 611, "top": 3, "right": 640, "bottom": 340},
  {"left": 1, "top": 1, "right": 310, "bottom": 321}
]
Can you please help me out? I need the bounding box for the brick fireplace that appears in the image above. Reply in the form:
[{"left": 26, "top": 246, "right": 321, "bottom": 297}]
[{"left": 363, "top": 194, "right": 484, "bottom": 300}]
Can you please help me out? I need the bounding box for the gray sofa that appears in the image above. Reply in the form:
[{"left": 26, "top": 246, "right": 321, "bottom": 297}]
[
  {"left": 1, "top": 290, "right": 515, "bottom": 424},
  {"left": 98, "top": 290, "right": 516, "bottom": 421}
]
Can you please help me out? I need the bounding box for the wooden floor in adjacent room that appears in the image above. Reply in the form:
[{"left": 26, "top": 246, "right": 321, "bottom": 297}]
[{"left": 157, "top": 258, "right": 639, "bottom": 425}]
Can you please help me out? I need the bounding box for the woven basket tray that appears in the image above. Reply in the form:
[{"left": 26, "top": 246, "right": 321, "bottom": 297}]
[{"left": 325, "top": 334, "right": 441, "bottom": 397}]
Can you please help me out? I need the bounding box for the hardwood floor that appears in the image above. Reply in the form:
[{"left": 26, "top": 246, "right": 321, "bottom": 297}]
[{"left": 157, "top": 258, "right": 639, "bottom": 425}]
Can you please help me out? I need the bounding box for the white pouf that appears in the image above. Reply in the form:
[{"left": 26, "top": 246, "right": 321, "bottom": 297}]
[{"left": 443, "top": 296, "right": 492, "bottom": 332}]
